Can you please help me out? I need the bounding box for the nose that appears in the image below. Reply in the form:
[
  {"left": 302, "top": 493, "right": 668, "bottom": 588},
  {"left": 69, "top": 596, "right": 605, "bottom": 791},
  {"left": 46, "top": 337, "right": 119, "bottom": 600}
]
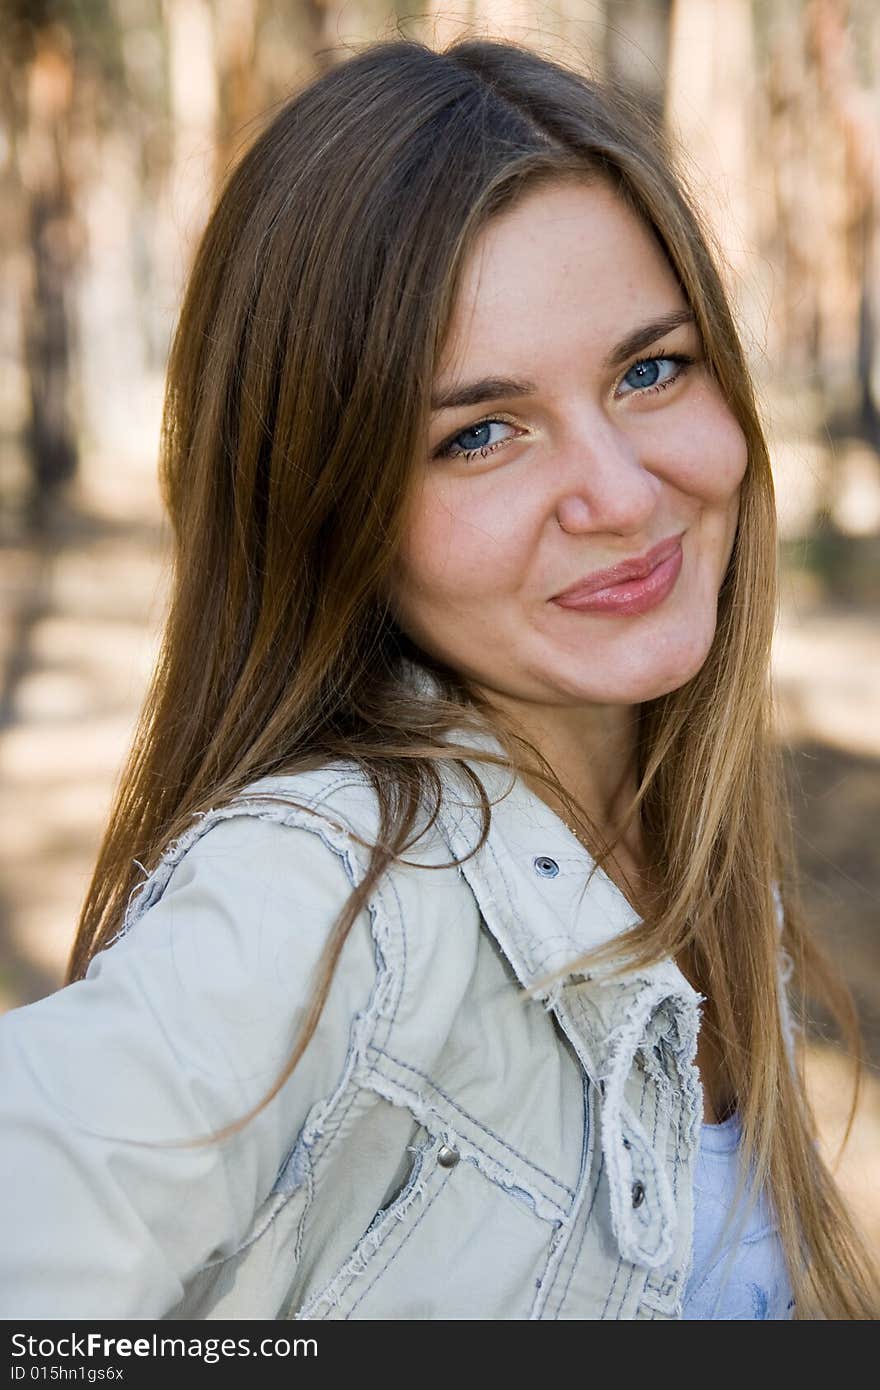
[{"left": 553, "top": 414, "right": 661, "bottom": 535}]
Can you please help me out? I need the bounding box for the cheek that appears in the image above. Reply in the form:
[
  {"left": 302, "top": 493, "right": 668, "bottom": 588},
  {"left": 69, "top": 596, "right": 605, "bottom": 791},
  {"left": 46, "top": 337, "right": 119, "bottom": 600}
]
[
  {"left": 393, "top": 475, "right": 527, "bottom": 604},
  {"left": 667, "top": 393, "right": 749, "bottom": 503}
]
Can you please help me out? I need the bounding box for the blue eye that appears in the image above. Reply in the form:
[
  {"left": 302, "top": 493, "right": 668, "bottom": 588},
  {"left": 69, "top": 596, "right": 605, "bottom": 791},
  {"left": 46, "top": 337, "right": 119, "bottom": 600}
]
[
  {"left": 618, "top": 353, "right": 693, "bottom": 396},
  {"left": 435, "top": 418, "right": 517, "bottom": 462},
  {"left": 454, "top": 422, "right": 496, "bottom": 451}
]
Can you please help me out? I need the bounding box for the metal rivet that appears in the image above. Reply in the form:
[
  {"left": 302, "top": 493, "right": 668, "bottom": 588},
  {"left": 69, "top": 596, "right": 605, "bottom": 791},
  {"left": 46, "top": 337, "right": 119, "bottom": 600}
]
[
  {"left": 533, "top": 855, "right": 559, "bottom": 878},
  {"left": 437, "top": 1144, "right": 460, "bottom": 1168},
  {"left": 631, "top": 1180, "right": 646, "bottom": 1208}
]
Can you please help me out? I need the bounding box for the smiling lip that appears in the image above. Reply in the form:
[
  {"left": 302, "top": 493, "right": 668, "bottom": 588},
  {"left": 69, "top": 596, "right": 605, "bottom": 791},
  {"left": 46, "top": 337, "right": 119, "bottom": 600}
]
[{"left": 551, "top": 533, "right": 684, "bottom": 616}]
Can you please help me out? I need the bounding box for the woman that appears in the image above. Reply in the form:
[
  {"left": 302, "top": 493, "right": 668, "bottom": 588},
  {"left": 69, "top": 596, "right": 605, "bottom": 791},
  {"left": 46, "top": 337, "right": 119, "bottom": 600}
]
[{"left": 1, "top": 35, "right": 877, "bottom": 1320}]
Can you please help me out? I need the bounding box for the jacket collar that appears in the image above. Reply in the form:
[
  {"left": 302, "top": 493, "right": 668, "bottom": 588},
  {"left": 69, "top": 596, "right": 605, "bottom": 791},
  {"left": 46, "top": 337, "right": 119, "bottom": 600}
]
[{"left": 434, "top": 728, "right": 644, "bottom": 996}]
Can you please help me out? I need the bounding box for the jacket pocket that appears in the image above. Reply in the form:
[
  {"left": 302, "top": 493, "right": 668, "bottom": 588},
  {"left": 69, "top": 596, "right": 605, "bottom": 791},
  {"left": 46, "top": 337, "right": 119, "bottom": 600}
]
[
  {"left": 364, "top": 1045, "right": 576, "bottom": 1221},
  {"left": 293, "top": 1116, "right": 570, "bottom": 1320},
  {"left": 362, "top": 1133, "right": 431, "bottom": 1241}
]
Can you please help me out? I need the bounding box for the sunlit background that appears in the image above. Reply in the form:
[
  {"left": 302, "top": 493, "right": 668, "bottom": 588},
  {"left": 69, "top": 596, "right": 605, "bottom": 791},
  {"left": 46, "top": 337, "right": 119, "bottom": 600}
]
[{"left": 1, "top": 0, "right": 878, "bottom": 1262}]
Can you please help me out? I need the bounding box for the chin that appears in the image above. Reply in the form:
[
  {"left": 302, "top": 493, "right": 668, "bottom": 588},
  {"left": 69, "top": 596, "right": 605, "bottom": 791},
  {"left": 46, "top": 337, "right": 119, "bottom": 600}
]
[
  {"left": 634, "top": 644, "right": 716, "bottom": 702},
  {"left": 560, "top": 645, "right": 714, "bottom": 705},
  {"left": 640, "top": 669, "right": 703, "bottom": 701}
]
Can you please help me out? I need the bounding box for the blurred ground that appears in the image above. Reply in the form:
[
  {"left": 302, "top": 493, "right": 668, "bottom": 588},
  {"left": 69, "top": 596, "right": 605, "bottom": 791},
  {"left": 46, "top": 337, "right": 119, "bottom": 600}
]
[{"left": 0, "top": 395, "right": 878, "bottom": 1266}]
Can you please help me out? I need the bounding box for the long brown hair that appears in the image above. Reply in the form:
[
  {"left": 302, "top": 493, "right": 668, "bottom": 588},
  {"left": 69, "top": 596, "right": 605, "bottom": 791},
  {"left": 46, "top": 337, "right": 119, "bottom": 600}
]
[{"left": 67, "top": 34, "right": 877, "bottom": 1317}]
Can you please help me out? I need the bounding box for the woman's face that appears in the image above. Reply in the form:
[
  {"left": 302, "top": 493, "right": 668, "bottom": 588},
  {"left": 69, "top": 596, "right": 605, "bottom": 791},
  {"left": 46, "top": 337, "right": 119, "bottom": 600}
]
[{"left": 388, "top": 178, "right": 748, "bottom": 710}]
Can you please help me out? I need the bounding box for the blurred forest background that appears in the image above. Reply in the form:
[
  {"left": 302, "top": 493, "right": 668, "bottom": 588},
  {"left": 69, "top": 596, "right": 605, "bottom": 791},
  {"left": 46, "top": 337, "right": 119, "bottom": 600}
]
[{"left": 1, "top": 0, "right": 879, "bottom": 1260}]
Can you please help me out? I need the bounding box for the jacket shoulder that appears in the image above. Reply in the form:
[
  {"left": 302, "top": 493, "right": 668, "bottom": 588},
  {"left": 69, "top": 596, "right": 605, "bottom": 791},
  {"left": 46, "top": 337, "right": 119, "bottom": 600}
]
[
  {"left": 133, "top": 760, "right": 485, "bottom": 1057},
  {"left": 119, "top": 761, "right": 379, "bottom": 939},
  {"left": 121, "top": 760, "right": 481, "bottom": 1046},
  {"left": 219, "top": 762, "right": 487, "bottom": 1058},
  {"left": 231, "top": 760, "right": 455, "bottom": 869}
]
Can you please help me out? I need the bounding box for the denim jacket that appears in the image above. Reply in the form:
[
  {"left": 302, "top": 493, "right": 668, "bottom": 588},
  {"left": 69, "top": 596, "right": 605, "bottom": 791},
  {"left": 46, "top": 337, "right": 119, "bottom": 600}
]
[{"left": 0, "top": 690, "right": 793, "bottom": 1321}]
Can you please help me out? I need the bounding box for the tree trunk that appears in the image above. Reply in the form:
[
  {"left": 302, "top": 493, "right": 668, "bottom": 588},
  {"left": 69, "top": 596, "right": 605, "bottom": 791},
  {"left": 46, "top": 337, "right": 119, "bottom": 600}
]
[{"left": 17, "top": 19, "right": 80, "bottom": 529}]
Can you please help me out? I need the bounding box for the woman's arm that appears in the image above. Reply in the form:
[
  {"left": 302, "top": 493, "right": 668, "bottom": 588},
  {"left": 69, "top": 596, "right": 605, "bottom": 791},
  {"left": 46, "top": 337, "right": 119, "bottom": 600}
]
[{"left": 0, "top": 812, "right": 378, "bottom": 1319}]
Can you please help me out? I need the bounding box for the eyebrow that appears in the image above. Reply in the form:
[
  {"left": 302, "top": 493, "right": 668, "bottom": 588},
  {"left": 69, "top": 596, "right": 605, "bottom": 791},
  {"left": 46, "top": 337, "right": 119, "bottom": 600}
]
[{"left": 429, "top": 308, "right": 697, "bottom": 413}]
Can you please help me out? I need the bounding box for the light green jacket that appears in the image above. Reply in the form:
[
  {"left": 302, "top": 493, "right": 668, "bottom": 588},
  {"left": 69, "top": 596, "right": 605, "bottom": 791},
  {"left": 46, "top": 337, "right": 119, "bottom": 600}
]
[{"left": 0, "top": 699, "right": 793, "bottom": 1320}]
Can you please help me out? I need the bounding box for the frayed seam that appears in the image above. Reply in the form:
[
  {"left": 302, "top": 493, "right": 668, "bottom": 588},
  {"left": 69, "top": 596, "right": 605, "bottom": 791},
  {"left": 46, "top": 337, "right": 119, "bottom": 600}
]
[
  {"left": 297, "top": 1005, "right": 385, "bottom": 1154},
  {"left": 196, "top": 1188, "right": 295, "bottom": 1271},
  {"left": 107, "top": 859, "right": 152, "bottom": 947},
  {"left": 114, "top": 796, "right": 374, "bottom": 943},
  {"left": 273, "top": 1132, "right": 312, "bottom": 1195}
]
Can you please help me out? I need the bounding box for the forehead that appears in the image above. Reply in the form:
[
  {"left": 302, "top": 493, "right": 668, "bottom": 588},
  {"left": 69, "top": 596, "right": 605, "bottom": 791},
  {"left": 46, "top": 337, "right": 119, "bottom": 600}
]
[{"left": 437, "top": 178, "right": 686, "bottom": 381}]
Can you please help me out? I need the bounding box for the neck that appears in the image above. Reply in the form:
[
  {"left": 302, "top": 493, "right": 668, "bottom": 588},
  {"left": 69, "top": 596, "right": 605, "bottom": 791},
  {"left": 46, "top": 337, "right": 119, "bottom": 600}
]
[
  {"left": 475, "top": 687, "right": 644, "bottom": 845},
  {"left": 466, "top": 679, "right": 664, "bottom": 924}
]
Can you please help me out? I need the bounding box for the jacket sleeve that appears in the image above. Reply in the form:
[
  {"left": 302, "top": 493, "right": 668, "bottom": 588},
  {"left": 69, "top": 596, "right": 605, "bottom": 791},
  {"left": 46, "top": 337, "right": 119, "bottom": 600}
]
[{"left": 0, "top": 811, "right": 378, "bottom": 1319}]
